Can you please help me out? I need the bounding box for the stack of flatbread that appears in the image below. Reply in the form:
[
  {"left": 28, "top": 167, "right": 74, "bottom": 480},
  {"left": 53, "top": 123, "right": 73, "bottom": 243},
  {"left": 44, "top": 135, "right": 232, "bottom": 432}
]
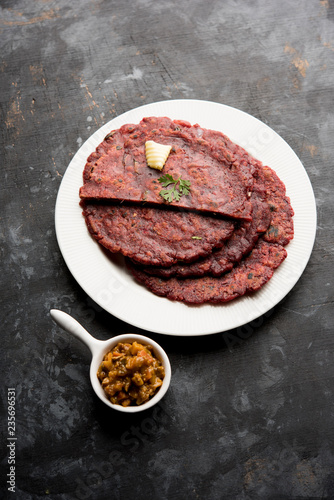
[{"left": 79, "top": 117, "right": 294, "bottom": 304}]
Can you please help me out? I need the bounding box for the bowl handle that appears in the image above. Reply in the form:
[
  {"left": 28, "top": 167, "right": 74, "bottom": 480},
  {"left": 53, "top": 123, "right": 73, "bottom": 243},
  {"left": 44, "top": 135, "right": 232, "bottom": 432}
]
[{"left": 50, "top": 309, "right": 103, "bottom": 356}]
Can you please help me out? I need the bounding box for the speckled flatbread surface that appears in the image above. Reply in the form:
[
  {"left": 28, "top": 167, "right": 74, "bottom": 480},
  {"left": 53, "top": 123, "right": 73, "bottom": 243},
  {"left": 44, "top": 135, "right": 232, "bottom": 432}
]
[
  {"left": 80, "top": 116, "right": 256, "bottom": 220},
  {"left": 81, "top": 202, "right": 234, "bottom": 267}
]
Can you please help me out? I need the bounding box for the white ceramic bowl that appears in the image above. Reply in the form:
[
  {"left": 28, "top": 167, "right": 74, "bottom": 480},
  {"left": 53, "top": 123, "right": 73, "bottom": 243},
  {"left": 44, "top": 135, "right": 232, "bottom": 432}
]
[{"left": 50, "top": 309, "right": 171, "bottom": 413}]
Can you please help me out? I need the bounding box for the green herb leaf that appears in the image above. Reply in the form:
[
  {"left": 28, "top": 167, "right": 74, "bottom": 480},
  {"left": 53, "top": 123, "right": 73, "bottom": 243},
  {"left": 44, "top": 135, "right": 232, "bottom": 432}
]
[
  {"left": 158, "top": 174, "right": 191, "bottom": 203},
  {"left": 179, "top": 179, "right": 191, "bottom": 196},
  {"left": 158, "top": 173, "right": 175, "bottom": 187},
  {"left": 159, "top": 188, "right": 174, "bottom": 203}
]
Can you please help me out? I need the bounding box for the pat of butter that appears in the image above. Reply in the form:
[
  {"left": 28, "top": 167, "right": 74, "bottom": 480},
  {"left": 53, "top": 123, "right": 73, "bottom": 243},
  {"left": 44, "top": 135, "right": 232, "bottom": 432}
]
[{"left": 145, "top": 140, "right": 172, "bottom": 171}]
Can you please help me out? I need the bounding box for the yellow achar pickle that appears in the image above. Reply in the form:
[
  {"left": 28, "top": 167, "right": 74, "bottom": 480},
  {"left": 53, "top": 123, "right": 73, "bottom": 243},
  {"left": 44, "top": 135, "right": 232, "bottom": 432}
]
[{"left": 97, "top": 341, "right": 165, "bottom": 407}]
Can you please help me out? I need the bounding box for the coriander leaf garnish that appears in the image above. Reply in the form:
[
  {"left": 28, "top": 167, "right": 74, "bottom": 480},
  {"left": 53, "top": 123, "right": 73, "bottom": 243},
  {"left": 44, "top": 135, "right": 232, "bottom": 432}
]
[
  {"left": 158, "top": 173, "right": 175, "bottom": 187},
  {"left": 158, "top": 174, "right": 191, "bottom": 203},
  {"left": 179, "top": 179, "right": 191, "bottom": 196}
]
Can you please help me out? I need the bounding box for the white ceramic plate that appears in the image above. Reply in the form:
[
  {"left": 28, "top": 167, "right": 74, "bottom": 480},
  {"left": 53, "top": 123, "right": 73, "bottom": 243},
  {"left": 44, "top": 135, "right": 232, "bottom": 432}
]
[{"left": 55, "top": 99, "right": 317, "bottom": 336}]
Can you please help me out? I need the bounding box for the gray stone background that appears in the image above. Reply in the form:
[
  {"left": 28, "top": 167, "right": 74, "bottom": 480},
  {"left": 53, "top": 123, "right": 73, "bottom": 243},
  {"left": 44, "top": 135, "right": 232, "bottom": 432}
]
[{"left": 1, "top": 0, "right": 334, "bottom": 498}]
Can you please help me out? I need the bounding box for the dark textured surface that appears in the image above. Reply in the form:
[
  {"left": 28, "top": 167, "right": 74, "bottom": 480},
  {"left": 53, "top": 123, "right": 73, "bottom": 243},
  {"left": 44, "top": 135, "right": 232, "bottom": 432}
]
[{"left": 1, "top": 1, "right": 334, "bottom": 498}]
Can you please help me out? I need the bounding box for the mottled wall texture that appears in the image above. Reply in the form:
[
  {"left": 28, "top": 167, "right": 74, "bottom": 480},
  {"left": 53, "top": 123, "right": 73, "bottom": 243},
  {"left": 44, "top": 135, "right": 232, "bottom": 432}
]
[{"left": 1, "top": 1, "right": 334, "bottom": 499}]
